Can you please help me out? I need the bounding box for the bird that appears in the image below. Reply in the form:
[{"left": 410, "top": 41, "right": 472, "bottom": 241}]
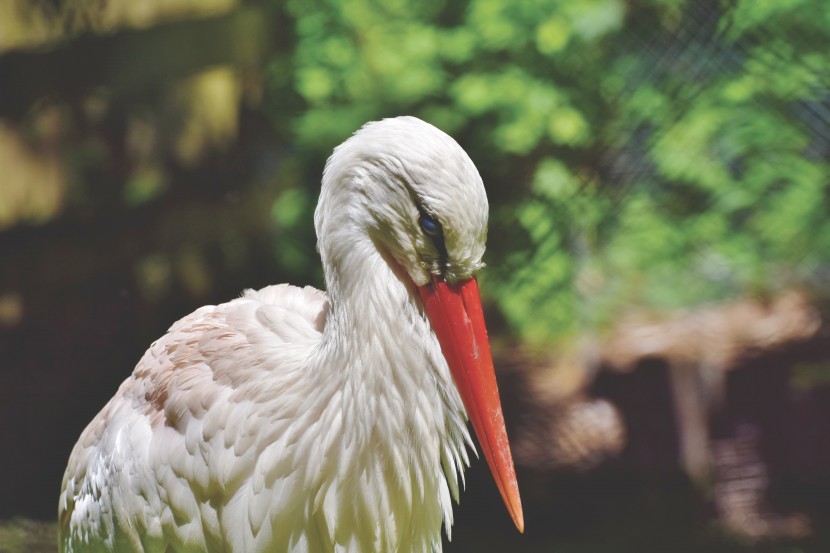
[{"left": 58, "top": 116, "right": 524, "bottom": 552}]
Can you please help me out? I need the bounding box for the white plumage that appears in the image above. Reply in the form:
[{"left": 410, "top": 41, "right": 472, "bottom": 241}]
[{"left": 59, "top": 116, "right": 522, "bottom": 552}]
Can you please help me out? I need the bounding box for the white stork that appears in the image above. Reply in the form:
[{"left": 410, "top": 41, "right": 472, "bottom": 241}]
[{"left": 59, "top": 116, "right": 524, "bottom": 552}]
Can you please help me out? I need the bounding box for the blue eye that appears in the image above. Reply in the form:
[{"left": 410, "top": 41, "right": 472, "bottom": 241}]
[{"left": 419, "top": 213, "right": 442, "bottom": 237}]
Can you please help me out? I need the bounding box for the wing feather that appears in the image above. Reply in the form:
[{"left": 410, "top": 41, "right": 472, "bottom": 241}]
[{"left": 59, "top": 284, "right": 329, "bottom": 552}]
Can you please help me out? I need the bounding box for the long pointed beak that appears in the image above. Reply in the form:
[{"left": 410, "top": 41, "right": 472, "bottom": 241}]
[{"left": 418, "top": 276, "right": 524, "bottom": 533}]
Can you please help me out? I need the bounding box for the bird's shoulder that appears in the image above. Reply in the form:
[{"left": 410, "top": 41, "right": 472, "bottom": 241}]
[
  {"left": 68, "top": 283, "right": 331, "bottom": 446},
  {"left": 239, "top": 283, "right": 330, "bottom": 338},
  {"left": 133, "top": 283, "right": 329, "bottom": 406},
  {"left": 62, "top": 284, "right": 327, "bottom": 440}
]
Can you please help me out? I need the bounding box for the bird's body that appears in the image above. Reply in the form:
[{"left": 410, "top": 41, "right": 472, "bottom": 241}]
[{"left": 59, "top": 117, "right": 522, "bottom": 552}]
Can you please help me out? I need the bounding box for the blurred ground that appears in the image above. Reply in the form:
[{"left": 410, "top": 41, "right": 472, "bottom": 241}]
[{"left": 0, "top": 519, "right": 57, "bottom": 553}]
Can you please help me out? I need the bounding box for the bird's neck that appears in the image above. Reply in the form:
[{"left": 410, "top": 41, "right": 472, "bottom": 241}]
[
  {"left": 306, "top": 226, "right": 470, "bottom": 545},
  {"left": 320, "top": 227, "right": 440, "bottom": 395}
]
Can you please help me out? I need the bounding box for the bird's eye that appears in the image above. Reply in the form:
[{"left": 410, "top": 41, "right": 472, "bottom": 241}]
[{"left": 419, "top": 213, "right": 442, "bottom": 237}]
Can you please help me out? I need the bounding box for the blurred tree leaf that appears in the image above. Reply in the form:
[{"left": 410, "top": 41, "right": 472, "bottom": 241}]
[{"left": 264, "top": 0, "right": 830, "bottom": 344}]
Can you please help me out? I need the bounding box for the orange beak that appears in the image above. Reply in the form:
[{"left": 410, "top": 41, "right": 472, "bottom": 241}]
[{"left": 418, "top": 276, "right": 524, "bottom": 533}]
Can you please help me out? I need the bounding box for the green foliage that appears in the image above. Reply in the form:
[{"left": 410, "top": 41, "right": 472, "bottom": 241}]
[{"left": 267, "top": 0, "right": 830, "bottom": 343}]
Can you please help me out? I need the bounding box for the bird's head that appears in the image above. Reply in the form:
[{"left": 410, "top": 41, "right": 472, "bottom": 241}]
[
  {"left": 317, "top": 116, "right": 488, "bottom": 285},
  {"left": 316, "top": 116, "right": 524, "bottom": 532}
]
